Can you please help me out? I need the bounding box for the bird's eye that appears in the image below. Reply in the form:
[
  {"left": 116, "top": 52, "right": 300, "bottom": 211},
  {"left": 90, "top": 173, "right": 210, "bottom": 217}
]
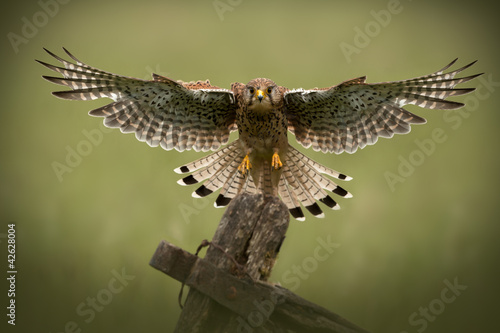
[
  {"left": 248, "top": 87, "right": 255, "bottom": 94},
  {"left": 267, "top": 87, "right": 273, "bottom": 94}
]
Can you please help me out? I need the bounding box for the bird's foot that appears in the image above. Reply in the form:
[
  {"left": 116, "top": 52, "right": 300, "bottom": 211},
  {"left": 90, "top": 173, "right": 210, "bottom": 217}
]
[
  {"left": 271, "top": 152, "right": 283, "bottom": 170},
  {"left": 238, "top": 154, "right": 252, "bottom": 175}
]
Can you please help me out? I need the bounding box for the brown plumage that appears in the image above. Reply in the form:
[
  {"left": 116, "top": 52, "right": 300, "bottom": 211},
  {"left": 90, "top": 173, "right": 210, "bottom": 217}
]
[{"left": 38, "top": 48, "right": 482, "bottom": 220}]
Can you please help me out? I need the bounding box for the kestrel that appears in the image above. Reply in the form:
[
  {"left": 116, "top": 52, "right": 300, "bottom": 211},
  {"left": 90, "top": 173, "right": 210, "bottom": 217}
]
[{"left": 38, "top": 48, "right": 481, "bottom": 220}]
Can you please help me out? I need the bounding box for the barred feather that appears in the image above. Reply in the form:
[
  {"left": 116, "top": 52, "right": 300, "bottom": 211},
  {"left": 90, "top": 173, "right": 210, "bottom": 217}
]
[
  {"left": 278, "top": 174, "right": 305, "bottom": 221},
  {"left": 174, "top": 141, "right": 241, "bottom": 174},
  {"left": 215, "top": 162, "right": 251, "bottom": 207},
  {"left": 37, "top": 48, "right": 237, "bottom": 152},
  {"left": 176, "top": 141, "right": 243, "bottom": 197},
  {"left": 284, "top": 59, "right": 482, "bottom": 154},
  {"left": 174, "top": 142, "right": 352, "bottom": 220},
  {"left": 39, "top": 49, "right": 480, "bottom": 221},
  {"left": 287, "top": 147, "right": 352, "bottom": 198}
]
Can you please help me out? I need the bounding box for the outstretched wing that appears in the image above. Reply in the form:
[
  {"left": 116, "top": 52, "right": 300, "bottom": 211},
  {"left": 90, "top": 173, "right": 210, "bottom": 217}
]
[
  {"left": 284, "top": 59, "right": 482, "bottom": 154},
  {"left": 38, "top": 48, "right": 237, "bottom": 152}
]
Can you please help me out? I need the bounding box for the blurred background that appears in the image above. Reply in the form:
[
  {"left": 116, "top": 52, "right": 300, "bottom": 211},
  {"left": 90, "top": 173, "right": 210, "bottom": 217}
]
[{"left": 1, "top": 0, "right": 499, "bottom": 332}]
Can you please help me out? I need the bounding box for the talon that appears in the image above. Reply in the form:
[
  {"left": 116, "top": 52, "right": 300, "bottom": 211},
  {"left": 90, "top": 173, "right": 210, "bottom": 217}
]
[
  {"left": 272, "top": 152, "right": 283, "bottom": 170},
  {"left": 238, "top": 154, "right": 252, "bottom": 175}
]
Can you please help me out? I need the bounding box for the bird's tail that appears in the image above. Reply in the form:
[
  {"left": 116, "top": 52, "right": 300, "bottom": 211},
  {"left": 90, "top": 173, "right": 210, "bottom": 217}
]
[
  {"left": 175, "top": 141, "right": 352, "bottom": 220},
  {"left": 277, "top": 145, "right": 352, "bottom": 220},
  {"left": 175, "top": 140, "right": 257, "bottom": 207}
]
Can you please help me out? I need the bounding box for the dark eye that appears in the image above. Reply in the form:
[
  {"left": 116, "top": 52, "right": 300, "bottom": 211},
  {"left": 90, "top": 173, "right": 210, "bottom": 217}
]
[
  {"left": 249, "top": 87, "right": 255, "bottom": 94},
  {"left": 267, "top": 87, "right": 273, "bottom": 94}
]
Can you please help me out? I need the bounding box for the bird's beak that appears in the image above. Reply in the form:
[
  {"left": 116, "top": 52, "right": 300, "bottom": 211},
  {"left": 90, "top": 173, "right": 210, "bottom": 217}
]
[{"left": 256, "top": 90, "right": 264, "bottom": 102}]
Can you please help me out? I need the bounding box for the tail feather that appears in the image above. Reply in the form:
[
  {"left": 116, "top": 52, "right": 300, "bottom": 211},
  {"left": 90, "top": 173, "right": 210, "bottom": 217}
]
[
  {"left": 255, "top": 160, "right": 274, "bottom": 195},
  {"left": 216, "top": 158, "right": 269, "bottom": 208},
  {"left": 241, "top": 174, "right": 258, "bottom": 193},
  {"left": 176, "top": 142, "right": 242, "bottom": 199},
  {"left": 287, "top": 147, "right": 352, "bottom": 199},
  {"left": 187, "top": 147, "right": 239, "bottom": 189},
  {"left": 215, "top": 159, "right": 249, "bottom": 207},
  {"left": 289, "top": 148, "right": 352, "bottom": 181},
  {"left": 278, "top": 174, "right": 305, "bottom": 221},
  {"left": 175, "top": 141, "right": 240, "bottom": 175},
  {"left": 175, "top": 140, "right": 352, "bottom": 220},
  {"left": 281, "top": 160, "right": 324, "bottom": 218}
]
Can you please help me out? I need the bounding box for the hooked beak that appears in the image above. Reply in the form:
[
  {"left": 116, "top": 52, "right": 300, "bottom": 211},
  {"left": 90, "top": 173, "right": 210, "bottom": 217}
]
[{"left": 256, "top": 90, "right": 264, "bottom": 102}]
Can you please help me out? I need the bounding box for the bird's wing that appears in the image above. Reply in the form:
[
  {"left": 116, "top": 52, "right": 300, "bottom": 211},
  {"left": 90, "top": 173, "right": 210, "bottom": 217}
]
[
  {"left": 38, "top": 48, "right": 237, "bottom": 152},
  {"left": 284, "top": 59, "right": 482, "bottom": 154}
]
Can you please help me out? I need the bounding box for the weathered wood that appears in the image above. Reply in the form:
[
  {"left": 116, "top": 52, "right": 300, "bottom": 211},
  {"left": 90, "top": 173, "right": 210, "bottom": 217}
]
[
  {"left": 150, "top": 192, "right": 371, "bottom": 333},
  {"left": 150, "top": 240, "right": 370, "bottom": 333},
  {"left": 202, "top": 192, "right": 289, "bottom": 280},
  {"left": 173, "top": 192, "right": 290, "bottom": 332},
  {"left": 150, "top": 241, "right": 275, "bottom": 320}
]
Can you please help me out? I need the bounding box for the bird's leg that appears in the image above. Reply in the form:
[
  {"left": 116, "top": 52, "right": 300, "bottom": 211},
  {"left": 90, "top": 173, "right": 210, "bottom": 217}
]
[
  {"left": 271, "top": 149, "right": 283, "bottom": 171},
  {"left": 238, "top": 151, "right": 252, "bottom": 175}
]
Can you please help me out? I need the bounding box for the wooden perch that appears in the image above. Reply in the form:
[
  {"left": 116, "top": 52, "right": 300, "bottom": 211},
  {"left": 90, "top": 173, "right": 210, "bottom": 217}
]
[{"left": 150, "top": 192, "right": 370, "bottom": 333}]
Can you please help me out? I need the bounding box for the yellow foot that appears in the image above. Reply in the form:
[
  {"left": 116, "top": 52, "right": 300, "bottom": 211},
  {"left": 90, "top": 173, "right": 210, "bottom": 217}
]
[
  {"left": 272, "top": 152, "right": 283, "bottom": 170},
  {"left": 238, "top": 154, "right": 252, "bottom": 175}
]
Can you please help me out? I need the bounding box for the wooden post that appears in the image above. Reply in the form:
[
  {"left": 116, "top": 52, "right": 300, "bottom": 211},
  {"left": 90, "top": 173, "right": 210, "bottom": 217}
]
[
  {"left": 175, "top": 192, "right": 289, "bottom": 332},
  {"left": 150, "top": 192, "right": 371, "bottom": 333}
]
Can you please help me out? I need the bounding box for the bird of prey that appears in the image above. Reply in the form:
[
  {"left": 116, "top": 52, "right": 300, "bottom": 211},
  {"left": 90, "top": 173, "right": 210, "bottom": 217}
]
[{"left": 38, "top": 48, "right": 481, "bottom": 220}]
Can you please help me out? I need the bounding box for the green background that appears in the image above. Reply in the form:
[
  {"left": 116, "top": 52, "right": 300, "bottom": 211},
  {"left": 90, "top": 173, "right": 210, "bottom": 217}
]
[{"left": 1, "top": 0, "right": 499, "bottom": 332}]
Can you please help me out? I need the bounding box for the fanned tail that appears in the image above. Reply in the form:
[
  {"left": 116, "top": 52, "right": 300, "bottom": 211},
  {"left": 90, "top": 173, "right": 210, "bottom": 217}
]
[
  {"left": 176, "top": 141, "right": 245, "bottom": 196},
  {"left": 176, "top": 140, "right": 259, "bottom": 208},
  {"left": 278, "top": 145, "right": 352, "bottom": 220},
  {"left": 176, "top": 141, "right": 352, "bottom": 220}
]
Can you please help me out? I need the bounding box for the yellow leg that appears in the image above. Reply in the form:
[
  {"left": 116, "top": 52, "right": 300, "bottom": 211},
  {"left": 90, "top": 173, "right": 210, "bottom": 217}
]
[
  {"left": 271, "top": 152, "right": 283, "bottom": 170},
  {"left": 238, "top": 154, "right": 252, "bottom": 175}
]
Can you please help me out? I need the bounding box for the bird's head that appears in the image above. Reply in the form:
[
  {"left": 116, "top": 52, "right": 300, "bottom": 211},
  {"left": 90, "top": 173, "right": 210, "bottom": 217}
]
[{"left": 243, "top": 78, "right": 282, "bottom": 112}]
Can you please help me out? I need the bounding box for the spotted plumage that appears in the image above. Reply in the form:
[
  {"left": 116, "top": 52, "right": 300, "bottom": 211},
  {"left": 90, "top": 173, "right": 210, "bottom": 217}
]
[{"left": 38, "top": 48, "right": 482, "bottom": 220}]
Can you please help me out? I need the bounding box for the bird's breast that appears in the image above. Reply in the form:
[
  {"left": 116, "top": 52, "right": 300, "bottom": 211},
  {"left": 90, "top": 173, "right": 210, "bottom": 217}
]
[{"left": 237, "top": 108, "right": 288, "bottom": 153}]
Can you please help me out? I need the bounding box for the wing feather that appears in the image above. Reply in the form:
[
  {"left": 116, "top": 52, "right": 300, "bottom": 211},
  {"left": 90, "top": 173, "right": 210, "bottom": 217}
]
[
  {"left": 38, "top": 48, "right": 237, "bottom": 152},
  {"left": 284, "top": 60, "right": 482, "bottom": 154}
]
